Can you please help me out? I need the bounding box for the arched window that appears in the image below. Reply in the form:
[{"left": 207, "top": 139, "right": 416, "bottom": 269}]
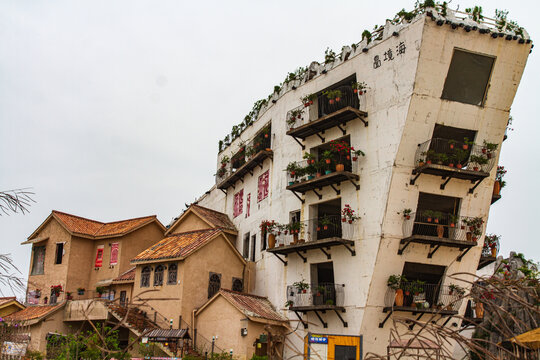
[
  {"left": 154, "top": 265, "right": 164, "bottom": 286},
  {"left": 141, "top": 266, "right": 151, "bottom": 288},
  {"left": 208, "top": 272, "right": 221, "bottom": 299},
  {"left": 232, "top": 278, "right": 243, "bottom": 292},
  {"left": 168, "top": 264, "right": 178, "bottom": 285}
]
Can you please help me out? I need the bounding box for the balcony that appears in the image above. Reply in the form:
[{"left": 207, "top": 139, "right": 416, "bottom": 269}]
[
  {"left": 410, "top": 138, "right": 497, "bottom": 193},
  {"left": 478, "top": 236, "right": 499, "bottom": 270},
  {"left": 267, "top": 215, "right": 356, "bottom": 265},
  {"left": 399, "top": 212, "right": 483, "bottom": 260},
  {"left": 286, "top": 283, "right": 347, "bottom": 328},
  {"left": 216, "top": 133, "right": 272, "bottom": 190},
  {"left": 64, "top": 298, "right": 109, "bottom": 321},
  {"left": 286, "top": 85, "right": 367, "bottom": 149},
  {"left": 379, "top": 283, "right": 464, "bottom": 328},
  {"left": 285, "top": 158, "right": 359, "bottom": 203}
]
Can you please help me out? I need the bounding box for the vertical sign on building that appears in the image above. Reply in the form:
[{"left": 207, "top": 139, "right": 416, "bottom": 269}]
[
  {"left": 110, "top": 243, "right": 119, "bottom": 266},
  {"left": 257, "top": 170, "right": 269, "bottom": 202},
  {"left": 233, "top": 189, "right": 244, "bottom": 218},
  {"left": 245, "top": 193, "right": 251, "bottom": 218},
  {"left": 95, "top": 245, "right": 104, "bottom": 268}
]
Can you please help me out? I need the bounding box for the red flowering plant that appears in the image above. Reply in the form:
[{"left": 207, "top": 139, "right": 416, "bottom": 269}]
[
  {"left": 484, "top": 233, "right": 500, "bottom": 250},
  {"left": 260, "top": 220, "right": 277, "bottom": 235},
  {"left": 328, "top": 140, "right": 352, "bottom": 164},
  {"left": 341, "top": 204, "right": 360, "bottom": 223},
  {"left": 51, "top": 285, "right": 63, "bottom": 296}
]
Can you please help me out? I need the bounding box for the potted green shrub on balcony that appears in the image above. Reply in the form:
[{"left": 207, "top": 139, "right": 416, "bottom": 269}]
[
  {"left": 77, "top": 287, "right": 85, "bottom": 296},
  {"left": 322, "top": 151, "right": 334, "bottom": 174},
  {"left": 388, "top": 274, "right": 407, "bottom": 306},
  {"left": 469, "top": 155, "right": 488, "bottom": 171},
  {"left": 293, "top": 279, "right": 310, "bottom": 294},
  {"left": 320, "top": 215, "right": 332, "bottom": 231}
]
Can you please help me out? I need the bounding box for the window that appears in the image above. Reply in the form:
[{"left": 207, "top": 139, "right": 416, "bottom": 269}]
[
  {"left": 31, "top": 246, "right": 45, "bottom": 275},
  {"left": 242, "top": 233, "right": 250, "bottom": 259},
  {"left": 110, "top": 243, "right": 119, "bottom": 266},
  {"left": 54, "top": 243, "right": 63, "bottom": 265},
  {"left": 233, "top": 190, "right": 244, "bottom": 218},
  {"left": 232, "top": 278, "right": 244, "bottom": 292},
  {"left": 140, "top": 266, "right": 151, "bottom": 287},
  {"left": 94, "top": 245, "right": 104, "bottom": 268},
  {"left": 257, "top": 170, "right": 269, "bottom": 202},
  {"left": 441, "top": 49, "right": 495, "bottom": 106},
  {"left": 154, "top": 265, "right": 164, "bottom": 286},
  {"left": 250, "top": 234, "right": 256, "bottom": 261},
  {"left": 208, "top": 272, "right": 221, "bottom": 298},
  {"left": 168, "top": 264, "right": 178, "bottom": 285},
  {"left": 261, "top": 230, "right": 267, "bottom": 251}
]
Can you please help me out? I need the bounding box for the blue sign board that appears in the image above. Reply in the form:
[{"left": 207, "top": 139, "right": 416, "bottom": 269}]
[{"left": 308, "top": 335, "right": 328, "bottom": 344}]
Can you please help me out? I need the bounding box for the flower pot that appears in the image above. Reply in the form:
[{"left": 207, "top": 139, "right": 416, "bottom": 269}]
[
  {"left": 268, "top": 234, "right": 276, "bottom": 249},
  {"left": 450, "top": 223, "right": 455, "bottom": 228},
  {"left": 336, "top": 163, "right": 345, "bottom": 172},
  {"left": 346, "top": 155, "right": 350, "bottom": 160},
  {"left": 325, "top": 170, "right": 332, "bottom": 175},
  {"left": 342, "top": 218, "right": 346, "bottom": 223},
  {"left": 457, "top": 164, "right": 463, "bottom": 169},
  {"left": 323, "top": 225, "right": 328, "bottom": 230},
  {"left": 395, "top": 289, "right": 404, "bottom": 307},
  {"left": 348, "top": 220, "right": 353, "bottom": 224},
  {"left": 491, "top": 247, "right": 497, "bottom": 257},
  {"left": 316, "top": 173, "right": 322, "bottom": 178},
  {"left": 264, "top": 134, "right": 269, "bottom": 138},
  {"left": 298, "top": 239, "right": 305, "bottom": 243},
  {"left": 434, "top": 218, "right": 439, "bottom": 224},
  {"left": 278, "top": 243, "right": 284, "bottom": 247},
  {"left": 487, "top": 153, "right": 492, "bottom": 159},
  {"left": 307, "top": 175, "right": 315, "bottom": 180},
  {"left": 449, "top": 163, "right": 454, "bottom": 168},
  {"left": 405, "top": 215, "right": 411, "bottom": 220},
  {"left": 418, "top": 161, "right": 425, "bottom": 167},
  {"left": 473, "top": 167, "right": 479, "bottom": 171},
  {"left": 316, "top": 226, "right": 321, "bottom": 231},
  {"left": 426, "top": 160, "right": 432, "bottom": 165},
  {"left": 437, "top": 224, "right": 444, "bottom": 238},
  {"left": 67, "top": 295, "right": 73, "bottom": 300},
  {"left": 288, "top": 181, "right": 294, "bottom": 186},
  {"left": 335, "top": 97, "right": 341, "bottom": 102},
  {"left": 325, "top": 159, "right": 331, "bottom": 164},
  {"left": 359, "top": 91, "right": 363, "bottom": 95},
  {"left": 329, "top": 99, "right": 335, "bottom": 104},
  {"left": 449, "top": 144, "right": 454, "bottom": 149},
  {"left": 475, "top": 302, "right": 484, "bottom": 319},
  {"left": 266, "top": 148, "right": 271, "bottom": 151},
  {"left": 353, "top": 156, "right": 358, "bottom": 161},
  {"left": 493, "top": 181, "right": 501, "bottom": 196},
  {"left": 463, "top": 144, "right": 468, "bottom": 150},
  {"left": 482, "top": 148, "right": 487, "bottom": 154},
  {"left": 427, "top": 217, "right": 432, "bottom": 222},
  {"left": 302, "top": 289, "right": 307, "bottom": 293},
  {"left": 353, "top": 89, "right": 358, "bottom": 94},
  {"left": 293, "top": 233, "right": 299, "bottom": 244}
]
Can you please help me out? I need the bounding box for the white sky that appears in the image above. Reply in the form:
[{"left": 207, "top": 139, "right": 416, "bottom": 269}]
[{"left": 1, "top": 0, "right": 539, "bottom": 297}]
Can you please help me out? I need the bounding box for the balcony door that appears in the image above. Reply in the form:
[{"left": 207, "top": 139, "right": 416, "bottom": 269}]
[
  {"left": 311, "top": 262, "right": 336, "bottom": 306},
  {"left": 402, "top": 262, "right": 446, "bottom": 308},
  {"left": 413, "top": 193, "right": 461, "bottom": 239}
]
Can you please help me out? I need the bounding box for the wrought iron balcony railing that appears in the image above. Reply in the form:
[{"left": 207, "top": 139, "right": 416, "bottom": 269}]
[
  {"left": 286, "top": 85, "right": 362, "bottom": 131},
  {"left": 275, "top": 215, "right": 357, "bottom": 246},
  {"left": 286, "top": 282, "right": 345, "bottom": 309},
  {"left": 402, "top": 212, "right": 483, "bottom": 243},
  {"left": 414, "top": 138, "right": 497, "bottom": 173},
  {"left": 286, "top": 157, "right": 358, "bottom": 186},
  {"left": 383, "top": 282, "right": 464, "bottom": 313}
]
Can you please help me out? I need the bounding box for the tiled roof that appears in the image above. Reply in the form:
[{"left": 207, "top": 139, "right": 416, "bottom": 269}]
[
  {"left": 52, "top": 211, "right": 159, "bottom": 238},
  {"left": 191, "top": 205, "right": 236, "bottom": 231},
  {"left": 0, "top": 297, "right": 17, "bottom": 307},
  {"left": 219, "top": 289, "right": 288, "bottom": 323},
  {"left": 3, "top": 303, "right": 63, "bottom": 322},
  {"left": 132, "top": 228, "right": 222, "bottom": 262},
  {"left": 113, "top": 267, "right": 136, "bottom": 283}
]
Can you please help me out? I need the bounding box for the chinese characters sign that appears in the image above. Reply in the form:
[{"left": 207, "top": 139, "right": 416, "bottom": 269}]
[
  {"left": 110, "top": 243, "right": 119, "bottom": 266},
  {"left": 257, "top": 170, "right": 269, "bottom": 202},
  {"left": 95, "top": 245, "right": 104, "bottom": 268},
  {"left": 233, "top": 189, "right": 244, "bottom": 218},
  {"left": 373, "top": 41, "right": 406, "bottom": 69}
]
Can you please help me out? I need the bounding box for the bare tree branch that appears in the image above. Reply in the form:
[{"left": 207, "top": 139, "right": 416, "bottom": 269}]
[{"left": 0, "top": 188, "right": 35, "bottom": 215}]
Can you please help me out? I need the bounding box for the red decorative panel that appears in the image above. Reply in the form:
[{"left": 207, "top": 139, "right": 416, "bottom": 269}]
[
  {"left": 258, "top": 170, "right": 269, "bottom": 202},
  {"left": 110, "top": 243, "right": 119, "bottom": 266},
  {"left": 246, "top": 193, "right": 251, "bottom": 218},
  {"left": 95, "top": 245, "right": 104, "bottom": 268},
  {"left": 233, "top": 189, "right": 244, "bottom": 218}
]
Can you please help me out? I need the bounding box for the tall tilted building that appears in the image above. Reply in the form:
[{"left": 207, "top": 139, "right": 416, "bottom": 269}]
[{"left": 195, "top": 5, "right": 532, "bottom": 358}]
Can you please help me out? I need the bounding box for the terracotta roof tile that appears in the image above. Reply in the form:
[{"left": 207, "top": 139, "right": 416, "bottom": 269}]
[
  {"left": 113, "top": 267, "right": 136, "bottom": 282},
  {"left": 192, "top": 205, "right": 236, "bottom": 231},
  {"left": 52, "top": 211, "right": 158, "bottom": 238},
  {"left": 132, "top": 228, "right": 222, "bottom": 262},
  {"left": 220, "top": 289, "right": 287, "bottom": 323},
  {"left": 3, "top": 303, "right": 63, "bottom": 322}
]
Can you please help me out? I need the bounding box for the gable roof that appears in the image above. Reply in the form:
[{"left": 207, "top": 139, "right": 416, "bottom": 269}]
[
  {"left": 165, "top": 204, "right": 236, "bottom": 235},
  {"left": 26, "top": 210, "right": 165, "bottom": 241},
  {"left": 132, "top": 228, "right": 239, "bottom": 264},
  {"left": 197, "top": 289, "right": 288, "bottom": 325},
  {"left": 3, "top": 303, "right": 64, "bottom": 324},
  {"left": 0, "top": 297, "right": 25, "bottom": 312},
  {"left": 113, "top": 267, "right": 136, "bottom": 283}
]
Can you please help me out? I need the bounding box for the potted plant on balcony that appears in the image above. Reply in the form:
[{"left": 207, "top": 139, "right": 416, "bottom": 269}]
[
  {"left": 66, "top": 292, "right": 73, "bottom": 300},
  {"left": 352, "top": 81, "right": 367, "bottom": 95},
  {"left": 289, "top": 222, "right": 302, "bottom": 243},
  {"left": 469, "top": 155, "right": 488, "bottom": 171},
  {"left": 314, "top": 160, "right": 324, "bottom": 178},
  {"left": 77, "top": 287, "right": 85, "bottom": 296},
  {"left": 342, "top": 204, "right": 360, "bottom": 224},
  {"left": 453, "top": 149, "right": 467, "bottom": 169},
  {"left": 35, "top": 289, "right": 41, "bottom": 298},
  {"left": 448, "top": 139, "right": 457, "bottom": 149},
  {"left": 220, "top": 156, "right": 229, "bottom": 169},
  {"left": 260, "top": 220, "right": 277, "bottom": 248},
  {"left": 96, "top": 286, "right": 106, "bottom": 298},
  {"left": 449, "top": 214, "right": 458, "bottom": 228},
  {"left": 447, "top": 154, "right": 456, "bottom": 168},
  {"left": 448, "top": 284, "right": 465, "bottom": 296},
  {"left": 482, "top": 140, "right": 498, "bottom": 158},
  {"left": 325, "top": 299, "right": 334, "bottom": 306},
  {"left": 216, "top": 167, "right": 227, "bottom": 178},
  {"left": 314, "top": 285, "right": 326, "bottom": 305},
  {"left": 301, "top": 93, "right": 317, "bottom": 107},
  {"left": 285, "top": 300, "right": 294, "bottom": 309},
  {"left": 329, "top": 140, "right": 350, "bottom": 172},
  {"left": 463, "top": 217, "right": 484, "bottom": 242},
  {"left": 402, "top": 208, "right": 412, "bottom": 220},
  {"left": 320, "top": 216, "right": 332, "bottom": 231},
  {"left": 293, "top": 279, "right": 310, "bottom": 294},
  {"left": 351, "top": 147, "right": 365, "bottom": 161},
  {"left": 322, "top": 151, "right": 334, "bottom": 174},
  {"left": 484, "top": 234, "right": 500, "bottom": 257},
  {"left": 286, "top": 162, "right": 300, "bottom": 185},
  {"left": 462, "top": 137, "right": 474, "bottom": 150},
  {"left": 303, "top": 152, "right": 316, "bottom": 165},
  {"left": 388, "top": 274, "right": 407, "bottom": 307},
  {"left": 494, "top": 165, "right": 507, "bottom": 196},
  {"left": 245, "top": 145, "right": 257, "bottom": 159},
  {"left": 422, "top": 210, "right": 434, "bottom": 222},
  {"left": 51, "top": 285, "right": 63, "bottom": 297},
  {"left": 425, "top": 150, "right": 435, "bottom": 164}
]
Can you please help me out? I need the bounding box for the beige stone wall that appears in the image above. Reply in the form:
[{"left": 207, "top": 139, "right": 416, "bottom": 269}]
[
  {"left": 66, "top": 236, "right": 94, "bottom": 295},
  {"left": 63, "top": 299, "right": 109, "bottom": 321},
  {"left": 27, "top": 309, "right": 71, "bottom": 354},
  {"left": 110, "top": 282, "right": 134, "bottom": 304},
  {"left": 27, "top": 218, "right": 71, "bottom": 302},
  {"left": 168, "top": 212, "right": 212, "bottom": 234}
]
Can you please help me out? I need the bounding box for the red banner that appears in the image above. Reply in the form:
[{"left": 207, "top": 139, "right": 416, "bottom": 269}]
[
  {"left": 110, "top": 243, "right": 119, "bottom": 266},
  {"left": 95, "top": 245, "right": 104, "bottom": 268}
]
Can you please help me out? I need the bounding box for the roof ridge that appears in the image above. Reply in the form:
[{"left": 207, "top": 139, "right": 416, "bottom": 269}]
[
  {"left": 53, "top": 210, "right": 156, "bottom": 228},
  {"left": 193, "top": 204, "right": 227, "bottom": 215},
  {"left": 221, "top": 289, "right": 269, "bottom": 300},
  {"left": 101, "top": 215, "right": 157, "bottom": 225},
  {"left": 52, "top": 210, "right": 104, "bottom": 225},
  {"left": 166, "top": 228, "right": 221, "bottom": 237}
]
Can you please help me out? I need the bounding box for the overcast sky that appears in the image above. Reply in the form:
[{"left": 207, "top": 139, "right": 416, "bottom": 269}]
[{"left": 1, "top": 0, "right": 538, "bottom": 297}]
